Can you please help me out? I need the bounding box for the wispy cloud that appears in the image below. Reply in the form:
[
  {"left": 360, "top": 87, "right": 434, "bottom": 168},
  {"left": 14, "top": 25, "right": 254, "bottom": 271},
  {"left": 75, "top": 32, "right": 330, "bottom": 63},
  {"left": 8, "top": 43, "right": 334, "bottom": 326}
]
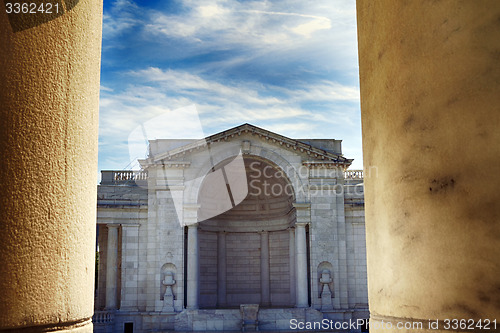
[
  {"left": 102, "top": 0, "right": 142, "bottom": 38},
  {"left": 99, "top": 67, "right": 360, "bottom": 153},
  {"left": 103, "top": 0, "right": 357, "bottom": 64},
  {"left": 98, "top": 0, "right": 363, "bottom": 173}
]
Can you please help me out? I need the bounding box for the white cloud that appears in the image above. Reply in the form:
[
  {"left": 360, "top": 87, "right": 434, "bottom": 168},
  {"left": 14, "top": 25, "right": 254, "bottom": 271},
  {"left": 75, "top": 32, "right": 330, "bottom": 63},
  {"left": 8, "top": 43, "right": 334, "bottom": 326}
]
[
  {"left": 138, "top": 0, "right": 354, "bottom": 51},
  {"left": 99, "top": 66, "right": 360, "bottom": 147},
  {"left": 102, "top": 1, "right": 142, "bottom": 38},
  {"left": 100, "top": 85, "right": 114, "bottom": 92},
  {"left": 198, "top": 4, "right": 228, "bottom": 18},
  {"left": 128, "top": 67, "right": 286, "bottom": 106},
  {"left": 290, "top": 17, "right": 331, "bottom": 37},
  {"left": 98, "top": 0, "right": 363, "bottom": 172}
]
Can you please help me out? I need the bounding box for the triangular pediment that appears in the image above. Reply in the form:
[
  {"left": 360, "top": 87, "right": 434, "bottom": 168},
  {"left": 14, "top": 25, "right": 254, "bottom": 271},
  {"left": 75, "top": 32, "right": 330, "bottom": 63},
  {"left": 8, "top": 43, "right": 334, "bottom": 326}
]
[{"left": 146, "top": 123, "right": 353, "bottom": 166}]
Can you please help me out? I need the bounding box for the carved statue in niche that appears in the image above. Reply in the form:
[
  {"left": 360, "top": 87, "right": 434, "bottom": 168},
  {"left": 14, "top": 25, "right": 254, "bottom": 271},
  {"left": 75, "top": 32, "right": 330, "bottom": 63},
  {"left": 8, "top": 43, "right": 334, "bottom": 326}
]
[
  {"left": 319, "top": 269, "right": 333, "bottom": 311},
  {"left": 162, "top": 271, "right": 176, "bottom": 312}
]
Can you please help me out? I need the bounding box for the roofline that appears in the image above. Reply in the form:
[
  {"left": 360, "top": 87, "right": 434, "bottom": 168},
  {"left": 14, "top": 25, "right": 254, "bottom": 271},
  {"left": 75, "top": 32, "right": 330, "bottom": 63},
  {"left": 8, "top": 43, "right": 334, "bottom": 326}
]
[{"left": 147, "top": 123, "right": 353, "bottom": 166}]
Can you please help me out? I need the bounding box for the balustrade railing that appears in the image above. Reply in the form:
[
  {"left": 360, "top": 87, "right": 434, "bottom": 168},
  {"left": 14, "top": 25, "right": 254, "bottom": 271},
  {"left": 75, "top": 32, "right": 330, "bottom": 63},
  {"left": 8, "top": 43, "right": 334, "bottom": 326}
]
[
  {"left": 101, "top": 170, "right": 148, "bottom": 185},
  {"left": 344, "top": 169, "right": 364, "bottom": 179},
  {"left": 92, "top": 311, "right": 115, "bottom": 324},
  {"left": 113, "top": 170, "right": 148, "bottom": 181}
]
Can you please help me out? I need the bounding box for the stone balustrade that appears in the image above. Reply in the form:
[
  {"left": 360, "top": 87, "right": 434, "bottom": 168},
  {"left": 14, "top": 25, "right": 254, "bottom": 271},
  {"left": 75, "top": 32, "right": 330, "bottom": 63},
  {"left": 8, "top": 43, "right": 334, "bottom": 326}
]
[
  {"left": 100, "top": 170, "right": 148, "bottom": 185},
  {"left": 102, "top": 169, "right": 364, "bottom": 183},
  {"left": 344, "top": 169, "right": 363, "bottom": 179},
  {"left": 92, "top": 310, "right": 115, "bottom": 324}
]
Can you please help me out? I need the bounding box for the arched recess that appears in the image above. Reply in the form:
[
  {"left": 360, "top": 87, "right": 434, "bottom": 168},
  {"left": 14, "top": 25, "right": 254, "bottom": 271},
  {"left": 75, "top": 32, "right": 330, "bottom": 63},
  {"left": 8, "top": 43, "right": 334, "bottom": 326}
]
[
  {"left": 317, "top": 261, "right": 334, "bottom": 298},
  {"left": 195, "top": 155, "right": 300, "bottom": 309},
  {"left": 183, "top": 142, "right": 307, "bottom": 208}
]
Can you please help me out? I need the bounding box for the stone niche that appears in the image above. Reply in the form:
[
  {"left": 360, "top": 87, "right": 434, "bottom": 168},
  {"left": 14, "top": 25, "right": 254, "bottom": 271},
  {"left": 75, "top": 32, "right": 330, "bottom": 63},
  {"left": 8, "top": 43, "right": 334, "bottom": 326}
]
[
  {"left": 160, "top": 263, "right": 177, "bottom": 310},
  {"left": 317, "top": 262, "right": 334, "bottom": 311}
]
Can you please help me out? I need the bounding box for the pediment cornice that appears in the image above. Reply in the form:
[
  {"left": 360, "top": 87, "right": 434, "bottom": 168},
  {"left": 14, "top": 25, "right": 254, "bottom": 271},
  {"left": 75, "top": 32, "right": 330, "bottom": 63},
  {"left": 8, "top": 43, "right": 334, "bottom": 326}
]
[{"left": 142, "top": 123, "right": 353, "bottom": 167}]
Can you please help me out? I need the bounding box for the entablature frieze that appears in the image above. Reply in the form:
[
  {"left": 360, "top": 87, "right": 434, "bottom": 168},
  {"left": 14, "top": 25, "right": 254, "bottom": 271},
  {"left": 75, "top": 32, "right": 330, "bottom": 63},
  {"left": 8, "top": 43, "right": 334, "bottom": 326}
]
[
  {"left": 97, "top": 221, "right": 142, "bottom": 226},
  {"left": 154, "top": 185, "right": 185, "bottom": 191},
  {"left": 302, "top": 161, "right": 345, "bottom": 169},
  {"left": 140, "top": 160, "right": 191, "bottom": 169}
]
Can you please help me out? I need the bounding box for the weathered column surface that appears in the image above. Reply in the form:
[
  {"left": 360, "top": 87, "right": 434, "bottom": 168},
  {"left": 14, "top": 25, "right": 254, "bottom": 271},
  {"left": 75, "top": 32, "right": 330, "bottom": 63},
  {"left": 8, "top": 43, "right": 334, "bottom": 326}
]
[
  {"left": 186, "top": 224, "right": 199, "bottom": 309},
  {"left": 295, "top": 224, "right": 309, "bottom": 308},
  {"left": 105, "top": 225, "right": 119, "bottom": 310},
  {"left": 0, "top": 1, "right": 102, "bottom": 332},
  {"left": 357, "top": 1, "right": 500, "bottom": 332}
]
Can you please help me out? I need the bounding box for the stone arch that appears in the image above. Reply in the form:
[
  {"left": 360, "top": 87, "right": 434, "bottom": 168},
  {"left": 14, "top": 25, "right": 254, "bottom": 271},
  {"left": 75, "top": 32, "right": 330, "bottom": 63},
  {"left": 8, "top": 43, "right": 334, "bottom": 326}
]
[
  {"left": 184, "top": 141, "right": 307, "bottom": 207},
  {"left": 193, "top": 149, "right": 300, "bottom": 308}
]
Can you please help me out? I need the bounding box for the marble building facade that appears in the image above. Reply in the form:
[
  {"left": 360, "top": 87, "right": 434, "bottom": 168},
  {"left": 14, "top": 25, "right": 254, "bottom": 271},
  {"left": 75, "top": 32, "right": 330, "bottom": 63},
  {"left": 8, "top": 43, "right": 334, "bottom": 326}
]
[{"left": 93, "top": 124, "right": 368, "bottom": 332}]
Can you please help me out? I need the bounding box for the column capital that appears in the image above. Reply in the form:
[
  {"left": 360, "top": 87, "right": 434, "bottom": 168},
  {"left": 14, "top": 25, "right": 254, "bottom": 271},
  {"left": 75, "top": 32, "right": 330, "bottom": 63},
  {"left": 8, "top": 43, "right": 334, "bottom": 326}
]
[
  {"left": 294, "top": 202, "right": 311, "bottom": 225},
  {"left": 183, "top": 203, "right": 200, "bottom": 227},
  {"left": 295, "top": 222, "right": 309, "bottom": 228},
  {"left": 183, "top": 203, "right": 201, "bottom": 210},
  {"left": 106, "top": 224, "right": 120, "bottom": 229},
  {"left": 292, "top": 202, "right": 311, "bottom": 210}
]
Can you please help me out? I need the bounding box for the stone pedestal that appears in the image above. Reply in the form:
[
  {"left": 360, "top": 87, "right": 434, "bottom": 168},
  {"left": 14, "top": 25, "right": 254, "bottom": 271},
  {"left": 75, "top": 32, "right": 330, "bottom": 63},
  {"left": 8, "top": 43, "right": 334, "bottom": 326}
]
[
  {"left": 162, "top": 272, "right": 176, "bottom": 312},
  {"left": 240, "top": 304, "right": 259, "bottom": 332},
  {"left": 319, "top": 270, "right": 333, "bottom": 311}
]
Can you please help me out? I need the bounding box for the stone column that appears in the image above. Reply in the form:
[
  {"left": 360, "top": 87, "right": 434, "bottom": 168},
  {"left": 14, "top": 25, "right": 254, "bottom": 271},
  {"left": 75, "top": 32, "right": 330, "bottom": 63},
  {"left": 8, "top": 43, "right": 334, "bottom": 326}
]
[
  {"left": 293, "top": 203, "right": 311, "bottom": 308},
  {"left": 217, "top": 231, "right": 227, "bottom": 307},
  {"left": 120, "top": 224, "right": 139, "bottom": 311},
  {"left": 295, "top": 223, "right": 309, "bottom": 308},
  {"left": 186, "top": 224, "right": 199, "bottom": 309},
  {"left": 105, "top": 224, "right": 119, "bottom": 310},
  {"left": 357, "top": 2, "right": 500, "bottom": 332},
  {"left": 289, "top": 228, "right": 296, "bottom": 305},
  {"left": 0, "top": 2, "right": 102, "bottom": 331},
  {"left": 260, "top": 231, "right": 270, "bottom": 306}
]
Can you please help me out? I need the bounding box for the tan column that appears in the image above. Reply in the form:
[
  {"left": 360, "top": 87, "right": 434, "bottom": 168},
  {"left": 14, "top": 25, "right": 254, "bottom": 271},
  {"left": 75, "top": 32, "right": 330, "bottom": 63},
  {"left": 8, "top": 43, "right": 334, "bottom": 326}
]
[
  {"left": 357, "top": 1, "right": 500, "bottom": 332},
  {"left": 105, "top": 225, "right": 119, "bottom": 310},
  {"left": 0, "top": 2, "right": 102, "bottom": 332}
]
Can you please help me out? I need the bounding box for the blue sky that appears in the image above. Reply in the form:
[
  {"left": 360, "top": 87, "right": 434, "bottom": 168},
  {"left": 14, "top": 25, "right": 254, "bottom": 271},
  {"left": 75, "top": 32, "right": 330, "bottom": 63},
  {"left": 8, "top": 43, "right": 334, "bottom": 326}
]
[{"left": 98, "top": 0, "right": 362, "bottom": 175}]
